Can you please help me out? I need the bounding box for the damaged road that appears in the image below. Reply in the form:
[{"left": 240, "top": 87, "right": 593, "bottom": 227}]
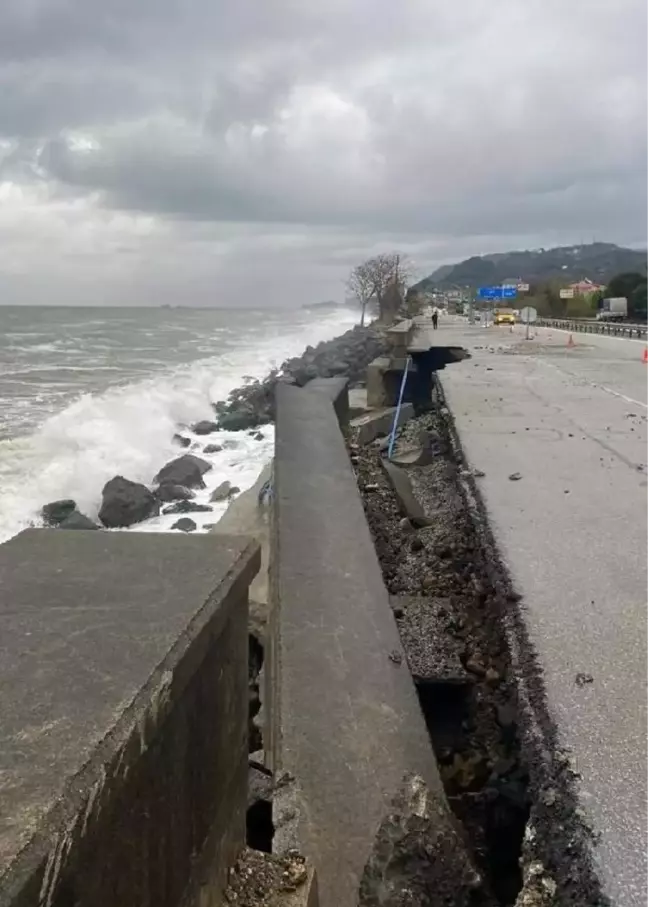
[{"left": 352, "top": 392, "right": 608, "bottom": 907}]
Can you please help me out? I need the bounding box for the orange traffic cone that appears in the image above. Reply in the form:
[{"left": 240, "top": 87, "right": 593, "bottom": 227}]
[
  {"left": 567, "top": 334, "right": 575, "bottom": 348},
  {"left": 642, "top": 347, "right": 648, "bottom": 364}
]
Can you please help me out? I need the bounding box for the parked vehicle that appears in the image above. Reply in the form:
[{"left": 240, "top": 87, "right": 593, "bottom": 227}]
[{"left": 596, "top": 297, "right": 628, "bottom": 321}]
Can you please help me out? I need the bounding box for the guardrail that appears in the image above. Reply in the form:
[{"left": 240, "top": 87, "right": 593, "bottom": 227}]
[{"left": 537, "top": 318, "right": 647, "bottom": 339}]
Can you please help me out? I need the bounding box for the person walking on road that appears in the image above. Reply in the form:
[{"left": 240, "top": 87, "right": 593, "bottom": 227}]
[{"left": 432, "top": 307, "right": 439, "bottom": 330}]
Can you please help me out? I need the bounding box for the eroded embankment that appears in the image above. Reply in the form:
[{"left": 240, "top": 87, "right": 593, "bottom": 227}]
[{"left": 351, "top": 387, "right": 607, "bottom": 907}]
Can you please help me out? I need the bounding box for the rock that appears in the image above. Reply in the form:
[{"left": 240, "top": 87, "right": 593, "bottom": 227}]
[
  {"left": 154, "top": 454, "right": 212, "bottom": 490},
  {"left": 252, "top": 432, "right": 264, "bottom": 441},
  {"left": 359, "top": 773, "right": 482, "bottom": 906},
  {"left": 202, "top": 443, "right": 223, "bottom": 454},
  {"left": 217, "top": 409, "right": 261, "bottom": 432},
  {"left": 59, "top": 511, "right": 100, "bottom": 530},
  {"left": 98, "top": 477, "right": 159, "bottom": 528},
  {"left": 172, "top": 433, "right": 191, "bottom": 448},
  {"left": 154, "top": 483, "right": 195, "bottom": 503},
  {"left": 248, "top": 761, "right": 274, "bottom": 809},
  {"left": 192, "top": 420, "right": 219, "bottom": 436},
  {"left": 496, "top": 702, "right": 517, "bottom": 729},
  {"left": 210, "top": 481, "right": 234, "bottom": 502},
  {"left": 42, "top": 499, "right": 77, "bottom": 527},
  {"left": 162, "top": 501, "right": 213, "bottom": 515},
  {"left": 171, "top": 518, "right": 197, "bottom": 532},
  {"left": 508, "top": 472, "right": 523, "bottom": 481}
]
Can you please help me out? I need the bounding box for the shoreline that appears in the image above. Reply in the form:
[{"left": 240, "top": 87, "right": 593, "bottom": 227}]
[{"left": 26, "top": 322, "right": 386, "bottom": 540}]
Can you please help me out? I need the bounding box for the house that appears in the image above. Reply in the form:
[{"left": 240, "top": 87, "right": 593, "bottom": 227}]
[{"left": 568, "top": 279, "right": 606, "bottom": 296}]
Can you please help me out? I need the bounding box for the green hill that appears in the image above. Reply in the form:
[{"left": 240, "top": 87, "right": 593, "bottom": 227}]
[{"left": 415, "top": 243, "right": 647, "bottom": 291}]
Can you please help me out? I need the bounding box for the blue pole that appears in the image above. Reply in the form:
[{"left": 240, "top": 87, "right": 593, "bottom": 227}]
[{"left": 387, "top": 356, "right": 411, "bottom": 460}]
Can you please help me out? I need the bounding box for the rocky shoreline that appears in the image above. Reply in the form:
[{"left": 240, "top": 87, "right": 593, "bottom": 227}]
[{"left": 40, "top": 323, "right": 386, "bottom": 533}]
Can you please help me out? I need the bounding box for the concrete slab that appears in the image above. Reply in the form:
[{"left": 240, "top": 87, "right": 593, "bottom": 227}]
[
  {"left": 430, "top": 322, "right": 648, "bottom": 905},
  {"left": 351, "top": 403, "right": 414, "bottom": 445},
  {"left": 0, "top": 529, "right": 260, "bottom": 907},
  {"left": 268, "top": 384, "right": 455, "bottom": 907},
  {"left": 211, "top": 462, "right": 273, "bottom": 616}
]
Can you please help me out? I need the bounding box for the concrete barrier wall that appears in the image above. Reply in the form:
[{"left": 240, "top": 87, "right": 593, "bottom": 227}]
[
  {"left": 266, "top": 381, "right": 448, "bottom": 907},
  {"left": 0, "top": 531, "right": 259, "bottom": 907}
]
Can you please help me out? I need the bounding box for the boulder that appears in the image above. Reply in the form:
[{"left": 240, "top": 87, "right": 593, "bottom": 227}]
[
  {"left": 59, "top": 511, "right": 100, "bottom": 531},
  {"left": 98, "top": 477, "right": 160, "bottom": 528},
  {"left": 217, "top": 410, "right": 260, "bottom": 432},
  {"left": 210, "top": 481, "right": 234, "bottom": 503},
  {"left": 192, "top": 420, "right": 219, "bottom": 436},
  {"left": 154, "top": 454, "right": 212, "bottom": 490},
  {"left": 203, "top": 443, "right": 223, "bottom": 454},
  {"left": 42, "top": 499, "right": 77, "bottom": 527},
  {"left": 171, "top": 518, "right": 197, "bottom": 533},
  {"left": 155, "top": 483, "right": 196, "bottom": 503},
  {"left": 162, "top": 501, "right": 213, "bottom": 515},
  {"left": 173, "top": 433, "right": 191, "bottom": 448}
]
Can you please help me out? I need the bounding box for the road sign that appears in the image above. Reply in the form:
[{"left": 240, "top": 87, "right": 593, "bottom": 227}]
[
  {"left": 517, "top": 283, "right": 530, "bottom": 292},
  {"left": 559, "top": 288, "right": 574, "bottom": 299},
  {"left": 477, "top": 286, "right": 518, "bottom": 300},
  {"left": 520, "top": 306, "right": 538, "bottom": 341},
  {"left": 519, "top": 306, "right": 537, "bottom": 324}
]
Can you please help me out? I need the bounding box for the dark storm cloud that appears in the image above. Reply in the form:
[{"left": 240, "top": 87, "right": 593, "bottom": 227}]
[{"left": 0, "top": 0, "right": 645, "bottom": 305}]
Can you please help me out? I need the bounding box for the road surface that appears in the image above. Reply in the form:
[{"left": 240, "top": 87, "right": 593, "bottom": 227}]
[{"left": 428, "top": 319, "right": 647, "bottom": 905}]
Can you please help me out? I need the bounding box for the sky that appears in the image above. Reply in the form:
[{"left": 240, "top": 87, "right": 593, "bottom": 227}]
[{"left": 0, "top": 0, "right": 646, "bottom": 307}]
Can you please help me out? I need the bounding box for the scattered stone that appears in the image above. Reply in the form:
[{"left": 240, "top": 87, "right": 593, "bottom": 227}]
[
  {"left": 162, "top": 501, "right": 213, "bottom": 515},
  {"left": 155, "top": 483, "right": 195, "bottom": 503},
  {"left": 508, "top": 472, "right": 523, "bottom": 481},
  {"left": 388, "top": 649, "right": 403, "bottom": 665},
  {"left": 171, "top": 518, "right": 197, "bottom": 533},
  {"left": 42, "top": 499, "right": 77, "bottom": 527},
  {"left": 485, "top": 666, "right": 501, "bottom": 685},
  {"left": 154, "top": 454, "right": 212, "bottom": 490},
  {"left": 192, "top": 420, "right": 219, "bottom": 435},
  {"left": 202, "top": 443, "right": 223, "bottom": 454},
  {"left": 574, "top": 672, "right": 594, "bottom": 687},
  {"left": 98, "top": 476, "right": 160, "bottom": 528},
  {"left": 58, "top": 511, "right": 100, "bottom": 530},
  {"left": 172, "top": 433, "right": 191, "bottom": 448},
  {"left": 210, "top": 481, "right": 235, "bottom": 502},
  {"left": 465, "top": 657, "right": 487, "bottom": 677}
]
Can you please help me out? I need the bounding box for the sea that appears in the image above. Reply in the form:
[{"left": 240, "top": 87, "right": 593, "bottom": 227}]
[{"left": 0, "top": 305, "right": 358, "bottom": 543}]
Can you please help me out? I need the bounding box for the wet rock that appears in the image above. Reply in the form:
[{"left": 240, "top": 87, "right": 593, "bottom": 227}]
[
  {"left": 154, "top": 454, "right": 212, "bottom": 490},
  {"left": 162, "top": 501, "right": 213, "bottom": 515},
  {"left": 171, "top": 517, "right": 197, "bottom": 533},
  {"left": 202, "top": 443, "right": 223, "bottom": 454},
  {"left": 173, "top": 433, "right": 191, "bottom": 448},
  {"left": 42, "top": 499, "right": 77, "bottom": 527},
  {"left": 155, "top": 483, "right": 195, "bottom": 503},
  {"left": 99, "top": 476, "right": 160, "bottom": 528},
  {"left": 210, "top": 481, "right": 234, "bottom": 502},
  {"left": 192, "top": 420, "right": 219, "bottom": 436},
  {"left": 214, "top": 325, "right": 387, "bottom": 431},
  {"left": 59, "top": 511, "right": 100, "bottom": 530}
]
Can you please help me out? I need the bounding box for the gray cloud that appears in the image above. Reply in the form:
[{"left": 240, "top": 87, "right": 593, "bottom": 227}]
[{"left": 0, "top": 0, "right": 645, "bottom": 305}]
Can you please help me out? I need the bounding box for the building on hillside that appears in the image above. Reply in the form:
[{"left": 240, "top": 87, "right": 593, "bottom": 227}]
[{"left": 569, "top": 279, "right": 606, "bottom": 296}]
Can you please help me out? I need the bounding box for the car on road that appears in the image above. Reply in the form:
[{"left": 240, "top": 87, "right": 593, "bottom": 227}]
[{"left": 494, "top": 307, "right": 516, "bottom": 326}]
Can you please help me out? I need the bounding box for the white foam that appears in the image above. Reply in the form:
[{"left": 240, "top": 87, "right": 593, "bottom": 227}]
[{"left": 0, "top": 308, "right": 357, "bottom": 542}]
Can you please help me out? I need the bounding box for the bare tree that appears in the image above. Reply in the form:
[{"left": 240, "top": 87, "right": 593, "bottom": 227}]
[
  {"left": 347, "top": 253, "right": 415, "bottom": 325},
  {"left": 346, "top": 262, "right": 375, "bottom": 327}
]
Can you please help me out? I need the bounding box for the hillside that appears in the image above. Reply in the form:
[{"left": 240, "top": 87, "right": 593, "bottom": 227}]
[{"left": 415, "top": 243, "right": 647, "bottom": 291}]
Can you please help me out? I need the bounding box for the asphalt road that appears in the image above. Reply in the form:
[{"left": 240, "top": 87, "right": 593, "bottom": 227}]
[{"left": 430, "top": 319, "right": 647, "bottom": 905}]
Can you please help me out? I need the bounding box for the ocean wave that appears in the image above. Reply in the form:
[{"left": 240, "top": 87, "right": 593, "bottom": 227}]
[{"left": 0, "top": 307, "right": 357, "bottom": 541}]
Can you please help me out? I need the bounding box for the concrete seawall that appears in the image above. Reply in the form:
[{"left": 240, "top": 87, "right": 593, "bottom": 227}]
[
  {"left": 0, "top": 530, "right": 259, "bottom": 907},
  {"left": 265, "top": 379, "right": 453, "bottom": 907}
]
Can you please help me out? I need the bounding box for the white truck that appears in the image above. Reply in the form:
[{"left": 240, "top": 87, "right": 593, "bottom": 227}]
[{"left": 596, "top": 297, "right": 628, "bottom": 322}]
